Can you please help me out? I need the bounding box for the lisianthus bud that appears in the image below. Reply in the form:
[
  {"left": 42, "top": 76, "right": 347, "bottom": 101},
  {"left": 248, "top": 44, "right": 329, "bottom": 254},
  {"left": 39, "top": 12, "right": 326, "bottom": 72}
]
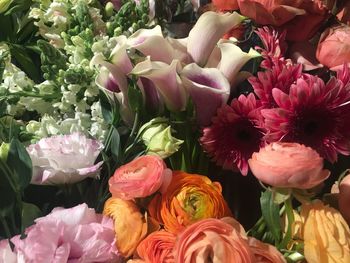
[
  {"left": 105, "top": 2, "right": 114, "bottom": 17},
  {"left": 140, "top": 118, "right": 183, "bottom": 159},
  {"left": 0, "top": 0, "right": 12, "bottom": 14},
  {"left": 0, "top": 142, "right": 9, "bottom": 161}
]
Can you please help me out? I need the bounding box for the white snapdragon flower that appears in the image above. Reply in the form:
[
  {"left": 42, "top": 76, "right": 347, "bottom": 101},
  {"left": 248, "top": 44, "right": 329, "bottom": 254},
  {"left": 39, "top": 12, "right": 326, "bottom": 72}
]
[{"left": 27, "top": 133, "right": 103, "bottom": 185}]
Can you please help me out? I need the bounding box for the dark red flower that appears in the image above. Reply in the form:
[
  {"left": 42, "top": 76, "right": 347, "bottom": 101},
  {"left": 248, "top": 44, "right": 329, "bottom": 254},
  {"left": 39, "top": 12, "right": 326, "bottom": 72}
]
[{"left": 200, "top": 94, "right": 265, "bottom": 175}]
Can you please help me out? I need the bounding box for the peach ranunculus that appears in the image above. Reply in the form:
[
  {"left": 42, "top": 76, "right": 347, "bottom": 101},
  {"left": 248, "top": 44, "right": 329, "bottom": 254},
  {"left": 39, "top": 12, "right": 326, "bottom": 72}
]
[
  {"left": 316, "top": 25, "right": 350, "bottom": 70},
  {"left": 108, "top": 155, "right": 172, "bottom": 200},
  {"left": 136, "top": 230, "right": 176, "bottom": 263},
  {"left": 236, "top": 0, "right": 331, "bottom": 41},
  {"left": 301, "top": 200, "right": 350, "bottom": 263},
  {"left": 103, "top": 197, "right": 148, "bottom": 258},
  {"left": 148, "top": 171, "right": 232, "bottom": 234},
  {"left": 339, "top": 174, "right": 350, "bottom": 225},
  {"left": 248, "top": 237, "right": 286, "bottom": 263},
  {"left": 174, "top": 218, "right": 256, "bottom": 263},
  {"left": 248, "top": 142, "right": 330, "bottom": 189}
]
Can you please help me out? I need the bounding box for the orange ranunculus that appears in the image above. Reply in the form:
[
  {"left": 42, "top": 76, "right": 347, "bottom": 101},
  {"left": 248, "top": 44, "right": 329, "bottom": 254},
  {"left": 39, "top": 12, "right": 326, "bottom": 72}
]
[
  {"left": 316, "top": 25, "right": 350, "bottom": 70},
  {"left": 174, "top": 218, "right": 255, "bottom": 263},
  {"left": 301, "top": 200, "right": 350, "bottom": 263},
  {"left": 148, "top": 171, "right": 232, "bottom": 234},
  {"left": 339, "top": 174, "right": 350, "bottom": 225},
  {"left": 136, "top": 230, "right": 176, "bottom": 263},
  {"left": 103, "top": 197, "right": 148, "bottom": 257},
  {"left": 236, "top": 0, "right": 332, "bottom": 41},
  {"left": 248, "top": 237, "right": 286, "bottom": 263},
  {"left": 212, "top": 0, "right": 239, "bottom": 11}
]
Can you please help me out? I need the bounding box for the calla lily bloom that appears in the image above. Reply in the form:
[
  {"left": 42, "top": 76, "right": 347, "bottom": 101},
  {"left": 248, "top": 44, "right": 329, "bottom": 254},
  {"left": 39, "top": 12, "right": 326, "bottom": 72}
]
[
  {"left": 131, "top": 58, "right": 188, "bottom": 112},
  {"left": 110, "top": 35, "right": 134, "bottom": 75},
  {"left": 181, "top": 63, "right": 230, "bottom": 126},
  {"left": 187, "top": 11, "right": 245, "bottom": 66},
  {"left": 127, "top": 26, "right": 174, "bottom": 64}
]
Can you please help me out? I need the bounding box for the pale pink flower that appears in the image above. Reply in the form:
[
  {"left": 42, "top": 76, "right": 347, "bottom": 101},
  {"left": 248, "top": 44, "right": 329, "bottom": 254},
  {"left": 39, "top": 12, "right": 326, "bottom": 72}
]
[
  {"left": 27, "top": 133, "right": 103, "bottom": 185},
  {"left": 10, "top": 204, "right": 120, "bottom": 263},
  {"left": 108, "top": 155, "right": 172, "bottom": 200},
  {"left": 248, "top": 142, "right": 330, "bottom": 189}
]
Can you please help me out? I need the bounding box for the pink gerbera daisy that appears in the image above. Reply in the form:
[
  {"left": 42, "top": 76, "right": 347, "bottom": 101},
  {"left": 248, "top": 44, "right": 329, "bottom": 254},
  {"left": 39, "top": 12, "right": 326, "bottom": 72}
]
[
  {"left": 200, "top": 94, "right": 265, "bottom": 175},
  {"left": 262, "top": 72, "right": 350, "bottom": 162}
]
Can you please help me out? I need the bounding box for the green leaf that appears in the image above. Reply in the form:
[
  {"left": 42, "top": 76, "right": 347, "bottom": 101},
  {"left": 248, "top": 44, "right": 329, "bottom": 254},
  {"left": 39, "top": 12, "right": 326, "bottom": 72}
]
[
  {"left": 128, "top": 81, "right": 143, "bottom": 113},
  {"left": 110, "top": 127, "right": 120, "bottom": 161},
  {"left": 7, "top": 138, "right": 33, "bottom": 191},
  {"left": 260, "top": 189, "right": 282, "bottom": 244},
  {"left": 0, "top": 159, "right": 16, "bottom": 216},
  {"left": 99, "top": 90, "right": 113, "bottom": 124},
  {"left": 21, "top": 202, "right": 41, "bottom": 230}
]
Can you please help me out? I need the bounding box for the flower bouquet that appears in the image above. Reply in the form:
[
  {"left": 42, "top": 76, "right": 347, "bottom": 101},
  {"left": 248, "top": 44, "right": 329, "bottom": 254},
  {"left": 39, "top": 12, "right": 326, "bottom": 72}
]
[{"left": 1, "top": 0, "right": 350, "bottom": 262}]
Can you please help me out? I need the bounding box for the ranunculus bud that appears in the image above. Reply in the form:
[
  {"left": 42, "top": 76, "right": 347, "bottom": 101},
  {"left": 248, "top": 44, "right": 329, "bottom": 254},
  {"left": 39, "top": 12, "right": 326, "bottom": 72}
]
[
  {"left": 139, "top": 118, "right": 183, "bottom": 159},
  {"left": 248, "top": 142, "right": 330, "bottom": 189},
  {"left": 316, "top": 25, "right": 350, "bottom": 70}
]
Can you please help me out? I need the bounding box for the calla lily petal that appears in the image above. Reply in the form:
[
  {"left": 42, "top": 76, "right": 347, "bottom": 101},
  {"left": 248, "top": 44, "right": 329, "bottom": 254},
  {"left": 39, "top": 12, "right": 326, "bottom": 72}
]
[
  {"left": 131, "top": 58, "right": 187, "bottom": 112},
  {"left": 218, "top": 43, "right": 260, "bottom": 85},
  {"left": 167, "top": 37, "right": 192, "bottom": 64},
  {"left": 110, "top": 35, "right": 133, "bottom": 74},
  {"left": 181, "top": 63, "right": 230, "bottom": 126},
  {"left": 187, "top": 11, "right": 245, "bottom": 66},
  {"left": 127, "top": 26, "right": 174, "bottom": 63}
]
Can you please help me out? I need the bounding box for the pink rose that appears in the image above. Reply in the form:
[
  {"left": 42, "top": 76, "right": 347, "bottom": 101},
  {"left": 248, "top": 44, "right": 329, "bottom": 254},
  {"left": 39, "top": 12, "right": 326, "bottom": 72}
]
[
  {"left": 108, "top": 155, "right": 172, "bottom": 200},
  {"left": 248, "top": 237, "right": 286, "bottom": 263},
  {"left": 339, "top": 174, "right": 350, "bottom": 224},
  {"left": 316, "top": 25, "right": 350, "bottom": 70},
  {"left": 248, "top": 142, "right": 330, "bottom": 189},
  {"left": 174, "top": 218, "right": 256, "bottom": 263},
  {"left": 9, "top": 204, "right": 120, "bottom": 263}
]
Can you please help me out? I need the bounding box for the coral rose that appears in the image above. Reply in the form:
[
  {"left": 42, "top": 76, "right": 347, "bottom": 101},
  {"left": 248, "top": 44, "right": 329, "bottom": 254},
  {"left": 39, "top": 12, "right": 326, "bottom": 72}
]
[
  {"left": 136, "top": 230, "right": 176, "bottom": 263},
  {"left": 148, "top": 171, "right": 232, "bottom": 233},
  {"left": 108, "top": 155, "right": 172, "bottom": 200},
  {"left": 339, "top": 174, "right": 350, "bottom": 225},
  {"left": 237, "top": 0, "right": 331, "bottom": 41},
  {"left": 248, "top": 142, "right": 330, "bottom": 189},
  {"left": 316, "top": 25, "right": 350, "bottom": 70},
  {"left": 301, "top": 200, "right": 350, "bottom": 263},
  {"left": 174, "top": 218, "right": 255, "bottom": 263},
  {"left": 248, "top": 237, "right": 286, "bottom": 263},
  {"left": 103, "top": 197, "right": 148, "bottom": 257}
]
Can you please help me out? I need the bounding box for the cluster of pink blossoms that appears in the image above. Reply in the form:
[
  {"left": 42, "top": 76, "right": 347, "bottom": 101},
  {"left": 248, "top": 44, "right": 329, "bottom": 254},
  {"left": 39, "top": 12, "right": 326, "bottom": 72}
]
[{"left": 201, "top": 27, "right": 350, "bottom": 175}]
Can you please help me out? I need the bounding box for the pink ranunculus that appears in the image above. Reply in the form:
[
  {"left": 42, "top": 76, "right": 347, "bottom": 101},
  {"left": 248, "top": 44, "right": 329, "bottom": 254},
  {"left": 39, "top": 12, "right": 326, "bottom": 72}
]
[
  {"left": 316, "top": 25, "right": 350, "bottom": 70},
  {"left": 27, "top": 133, "right": 103, "bottom": 185},
  {"left": 339, "top": 174, "right": 350, "bottom": 225},
  {"left": 108, "top": 155, "right": 172, "bottom": 200},
  {"left": 174, "top": 218, "right": 256, "bottom": 263},
  {"left": 248, "top": 142, "right": 330, "bottom": 189},
  {"left": 248, "top": 237, "right": 286, "bottom": 263},
  {"left": 10, "top": 203, "right": 120, "bottom": 263}
]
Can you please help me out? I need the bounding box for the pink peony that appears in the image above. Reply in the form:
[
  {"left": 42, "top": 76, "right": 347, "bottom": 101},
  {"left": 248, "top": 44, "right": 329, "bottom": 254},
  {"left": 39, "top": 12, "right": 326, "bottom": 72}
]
[
  {"left": 200, "top": 94, "right": 265, "bottom": 175},
  {"left": 262, "top": 73, "right": 350, "bottom": 162},
  {"left": 248, "top": 142, "right": 330, "bottom": 189},
  {"left": 174, "top": 218, "right": 256, "bottom": 263},
  {"left": 108, "top": 155, "right": 172, "bottom": 200},
  {"left": 316, "top": 25, "right": 350, "bottom": 70},
  {"left": 9, "top": 203, "right": 120, "bottom": 263},
  {"left": 27, "top": 133, "right": 103, "bottom": 185},
  {"left": 339, "top": 174, "right": 350, "bottom": 225}
]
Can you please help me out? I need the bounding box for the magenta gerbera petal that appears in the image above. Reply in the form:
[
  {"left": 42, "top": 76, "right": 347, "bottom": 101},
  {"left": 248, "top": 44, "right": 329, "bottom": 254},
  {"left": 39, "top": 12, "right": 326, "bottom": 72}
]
[
  {"left": 200, "top": 94, "right": 265, "bottom": 175},
  {"left": 263, "top": 75, "right": 350, "bottom": 162}
]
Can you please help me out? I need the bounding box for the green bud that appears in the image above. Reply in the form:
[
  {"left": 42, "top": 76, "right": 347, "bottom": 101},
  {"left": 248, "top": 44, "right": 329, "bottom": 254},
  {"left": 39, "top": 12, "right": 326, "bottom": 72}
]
[
  {"left": 105, "top": 2, "right": 114, "bottom": 17},
  {"left": 0, "top": 0, "right": 12, "bottom": 14},
  {"left": 0, "top": 142, "right": 9, "bottom": 161},
  {"left": 139, "top": 117, "right": 183, "bottom": 159}
]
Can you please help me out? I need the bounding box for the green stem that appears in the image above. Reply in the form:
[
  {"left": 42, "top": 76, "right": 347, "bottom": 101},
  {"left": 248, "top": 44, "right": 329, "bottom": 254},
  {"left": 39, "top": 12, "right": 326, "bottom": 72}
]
[{"left": 279, "top": 197, "right": 294, "bottom": 249}]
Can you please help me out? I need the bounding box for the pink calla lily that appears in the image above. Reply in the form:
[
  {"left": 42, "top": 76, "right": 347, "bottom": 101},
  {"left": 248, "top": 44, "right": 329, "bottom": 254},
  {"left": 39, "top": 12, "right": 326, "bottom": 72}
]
[{"left": 181, "top": 63, "right": 230, "bottom": 126}]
